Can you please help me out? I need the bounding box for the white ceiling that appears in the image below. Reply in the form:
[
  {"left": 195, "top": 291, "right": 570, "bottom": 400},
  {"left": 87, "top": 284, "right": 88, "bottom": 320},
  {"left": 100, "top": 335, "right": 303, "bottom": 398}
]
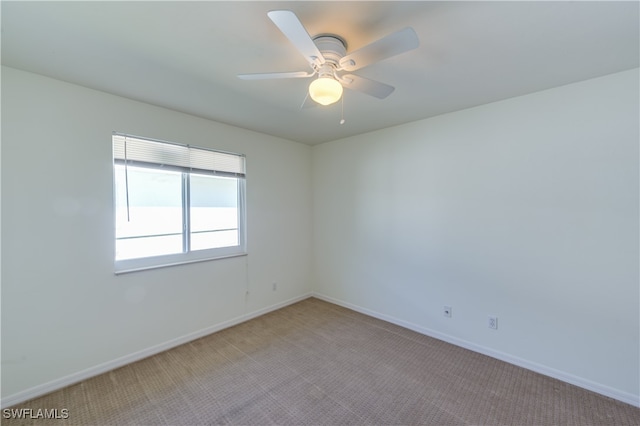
[{"left": 2, "top": 1, "right": 638, "bottom": 145}]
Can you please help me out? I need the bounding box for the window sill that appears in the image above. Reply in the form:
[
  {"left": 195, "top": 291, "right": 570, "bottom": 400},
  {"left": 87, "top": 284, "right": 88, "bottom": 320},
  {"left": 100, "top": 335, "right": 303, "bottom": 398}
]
[{"left": 114, "top": 251, "right": 247, "bottom": 275}]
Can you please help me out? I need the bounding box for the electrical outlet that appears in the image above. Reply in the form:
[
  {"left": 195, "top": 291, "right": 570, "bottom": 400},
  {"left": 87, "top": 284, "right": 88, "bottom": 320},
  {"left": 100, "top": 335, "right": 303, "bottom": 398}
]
[
  {"left": 488, "top": 316, "right": 498, "bottom": 330},
  {"left": 272, "top": 282, "right": 277, "bottom": 291},
  {"left": 443, "top": 306, "right": 452, "bottom": 318}
]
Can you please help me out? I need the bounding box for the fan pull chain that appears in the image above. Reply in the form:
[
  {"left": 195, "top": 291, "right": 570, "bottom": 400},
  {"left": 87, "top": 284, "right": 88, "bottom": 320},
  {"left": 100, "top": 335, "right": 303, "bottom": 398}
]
[{"left": 340, "top": 94, "right": 345, "bottom": 125}]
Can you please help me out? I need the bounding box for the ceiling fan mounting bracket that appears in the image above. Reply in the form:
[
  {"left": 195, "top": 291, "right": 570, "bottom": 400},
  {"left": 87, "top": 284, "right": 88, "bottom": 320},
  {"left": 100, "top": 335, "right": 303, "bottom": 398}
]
[{"left": 313, "top": 34, "right": 347, "bottom": 48}]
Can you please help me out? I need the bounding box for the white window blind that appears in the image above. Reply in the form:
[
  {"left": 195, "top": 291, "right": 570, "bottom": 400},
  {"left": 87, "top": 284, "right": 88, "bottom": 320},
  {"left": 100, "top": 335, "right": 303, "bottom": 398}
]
[{"left": 113, "top": 133, "right": 245, "bottom": 177}]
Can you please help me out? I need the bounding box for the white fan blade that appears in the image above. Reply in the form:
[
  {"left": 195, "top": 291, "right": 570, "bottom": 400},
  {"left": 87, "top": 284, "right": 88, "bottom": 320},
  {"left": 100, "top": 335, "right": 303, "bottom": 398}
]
[
  {"left": 340, "top": 74, "right": 395, "bottom": 99},
  {"left": 238, "top": 71, "right": 314, "bottom": 80},
  {"left": 339, "top": 27, "right": 419, "bottom": 72},
  {"left": 268, "top": 10, "right": 325, "bottom": 67}
]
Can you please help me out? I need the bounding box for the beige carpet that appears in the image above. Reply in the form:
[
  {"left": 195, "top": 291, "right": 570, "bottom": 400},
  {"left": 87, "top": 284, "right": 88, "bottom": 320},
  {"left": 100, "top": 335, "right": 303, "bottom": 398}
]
[{"left": 4, "top": 297, "right": 639, "bottom": 425}]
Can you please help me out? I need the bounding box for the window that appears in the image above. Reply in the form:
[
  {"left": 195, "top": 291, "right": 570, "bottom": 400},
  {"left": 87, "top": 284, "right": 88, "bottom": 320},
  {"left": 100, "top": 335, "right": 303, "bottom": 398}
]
[{"left": 112, "top": 133, "right": 246, "bottom": 273}]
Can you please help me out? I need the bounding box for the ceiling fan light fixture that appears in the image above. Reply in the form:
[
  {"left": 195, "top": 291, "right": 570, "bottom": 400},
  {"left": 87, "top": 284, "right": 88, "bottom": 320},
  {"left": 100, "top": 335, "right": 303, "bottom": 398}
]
[{"left": 309, "top": 76, "right": 343, "bottom": 106}]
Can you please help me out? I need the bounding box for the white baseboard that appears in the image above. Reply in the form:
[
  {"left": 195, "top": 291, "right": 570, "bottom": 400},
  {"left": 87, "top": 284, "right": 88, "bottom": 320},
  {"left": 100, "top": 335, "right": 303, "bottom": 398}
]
[
  {"left": 0, "top": 293, "right": 312, "bottom": 409},
  {"left": 311, "top": 292, "right": 640, "bottom": 408}
]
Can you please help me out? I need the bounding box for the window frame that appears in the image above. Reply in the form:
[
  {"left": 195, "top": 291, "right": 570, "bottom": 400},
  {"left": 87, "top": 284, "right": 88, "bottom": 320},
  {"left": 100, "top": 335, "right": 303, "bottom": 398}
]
[{"left": 112, "top": 133, "right": 247, "bottom": 274}]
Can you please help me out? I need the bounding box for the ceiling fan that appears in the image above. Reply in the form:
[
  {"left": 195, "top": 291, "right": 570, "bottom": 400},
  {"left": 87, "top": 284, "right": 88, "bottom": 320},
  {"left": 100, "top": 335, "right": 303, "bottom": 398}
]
[{"left": 238, "top": 10, "right": 419, "bottom": 107}]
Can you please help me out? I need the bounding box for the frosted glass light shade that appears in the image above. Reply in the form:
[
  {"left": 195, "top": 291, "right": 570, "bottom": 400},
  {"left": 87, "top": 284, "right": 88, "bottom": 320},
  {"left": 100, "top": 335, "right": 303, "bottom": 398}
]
[{"left": 309, "top": 77, "right": 343, "bottom": 106}]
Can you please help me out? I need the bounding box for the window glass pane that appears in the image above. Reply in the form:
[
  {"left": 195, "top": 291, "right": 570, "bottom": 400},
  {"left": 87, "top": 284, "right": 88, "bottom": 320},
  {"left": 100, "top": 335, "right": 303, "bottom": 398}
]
[
  {"left": 115, "top": 165, "right": 183, "bottom": 259},
  {"left": 190, "top": 174, "right": 239, "bottom": 251}
]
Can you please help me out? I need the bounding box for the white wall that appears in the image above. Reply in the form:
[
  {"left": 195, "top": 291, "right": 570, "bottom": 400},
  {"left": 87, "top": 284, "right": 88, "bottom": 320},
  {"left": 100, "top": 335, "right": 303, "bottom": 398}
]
[
  {"left": 1, "top": 67, "right": 312, "bottom": 402},
  {"left": 312, "top": 69, "right": 639, "bottom": 404}
]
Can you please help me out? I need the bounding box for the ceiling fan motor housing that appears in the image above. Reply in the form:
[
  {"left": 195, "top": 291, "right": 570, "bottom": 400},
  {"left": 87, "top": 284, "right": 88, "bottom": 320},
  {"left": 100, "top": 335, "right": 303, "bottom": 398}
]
[{"left": 313, "top": 35, "right": 347, "bottom": 71}]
